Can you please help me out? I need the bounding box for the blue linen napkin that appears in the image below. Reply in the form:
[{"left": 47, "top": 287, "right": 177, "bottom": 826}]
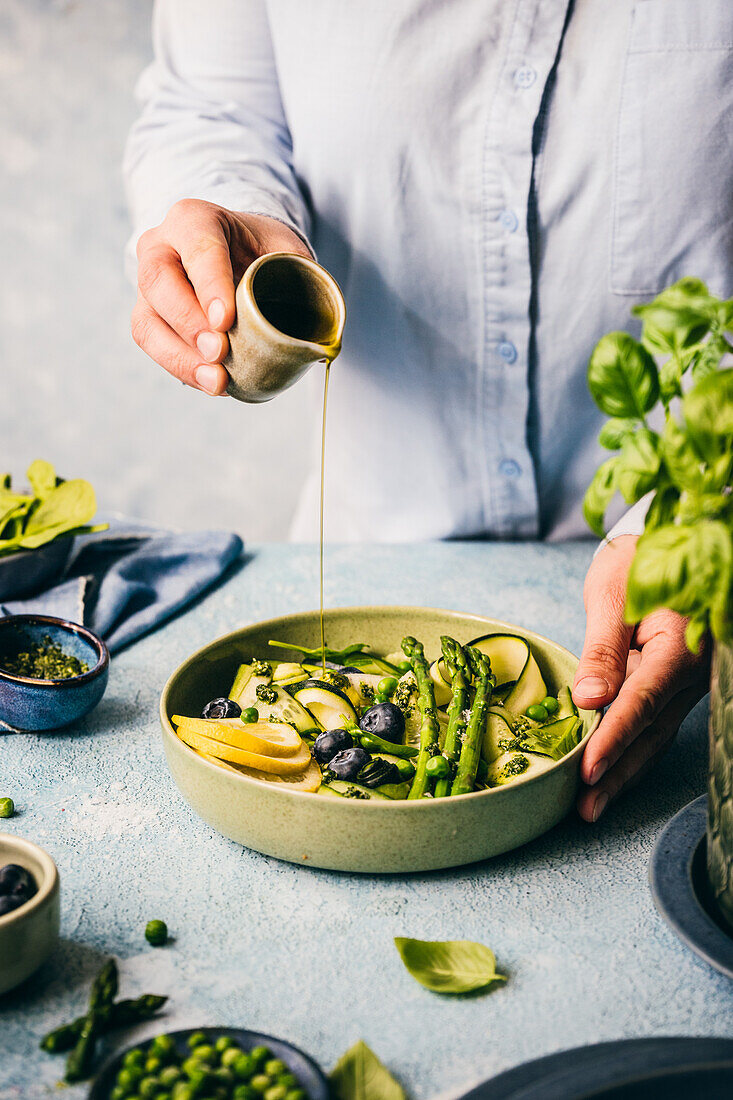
[{"left": 0, "top": 516, "right": 243, "bottom": 654}]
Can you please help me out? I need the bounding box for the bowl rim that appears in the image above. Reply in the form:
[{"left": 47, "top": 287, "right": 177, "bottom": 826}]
[
  {"left": 0, "top": 832, "right": 59, "bottom": 926},
  {"left": 0, "top": 614, "right": 110, "bottom": 688},
  {"left": 160, "top": 605, "right": 601, "bottom": 807}
]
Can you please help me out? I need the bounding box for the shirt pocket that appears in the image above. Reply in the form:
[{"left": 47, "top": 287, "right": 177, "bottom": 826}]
[{"left": 611, "top": 0, "right": 733, "bottom": 296}]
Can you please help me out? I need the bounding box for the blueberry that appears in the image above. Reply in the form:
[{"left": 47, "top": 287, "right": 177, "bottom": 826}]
[
  {"left": 328, "top": 746, "right": 370, "bottom": 780},
  {"left": 0, "top": 864, "right": 36, "bottom": 899},
  {"left": 201, "top": 698, "right": 242, "bottom": 720},
  {"left": 359, "top": 702, "right": 405, "bottom": 744},
  {"left": 313, "top": 728, "right": 354, "bottom": 765},
  {"left": 0, "top": 894, "right": 26, "bottom": 917}
]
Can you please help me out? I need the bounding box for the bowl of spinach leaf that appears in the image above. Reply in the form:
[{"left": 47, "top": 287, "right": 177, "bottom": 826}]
[{"left": 0, "top": 460, "right": 107, "bottom": 601}]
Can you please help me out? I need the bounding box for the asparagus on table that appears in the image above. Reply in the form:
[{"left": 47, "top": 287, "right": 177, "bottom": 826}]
[
  {"left": 40, "top": 994, "right": 168, "bottom": 1054},
  {"left": 434, "top": 636, "right": 472, "bottom": 798},
  {"left": 402, "top": 636, "right": 441, "bottom": 799},
  {"left": 451, "top": 648, "right": 495, "bottom": 796},
  {"left": 64, "top": 959, "right": 119, "bottom": 1082}
]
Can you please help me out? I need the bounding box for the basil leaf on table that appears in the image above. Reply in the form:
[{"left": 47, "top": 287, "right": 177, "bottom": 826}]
[
  {"left": 587, "top": 332, "right": 659, "bottom": 419},
  {"left": 394, "top": 937, "right": 506, "bottom": 994},
  {"left": 18, "top": 479, "right": 97, "bottom": 550},
  {"left": 330, "top": 1040, "right": 406, "bottom": 1100}
]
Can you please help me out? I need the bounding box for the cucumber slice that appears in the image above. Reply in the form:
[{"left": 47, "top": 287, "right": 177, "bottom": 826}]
[
  {"left": 230, "top": 674, "right": 319, "bottom": 736},
  {"left": 482, "top": 706, "right": 517, "bottom": 763},
  {"left": 467, "top": 633, "right": 547, "bottom": 714},
  {"left": 271, "top": 661, "right": 308, "bottom": 686},
  {"left": 291, "top": 679, "right": 358, "bottom": 731},
  {"left": 429, "top": 660, "right": 452, "bottom": 706},
  {"left": 339, "top": 670, "right": 383, "bottom": 707},
  {"left": 485, "top": 750, "right": 555, "bottom": 787},
  {"left": 229, "top": 660, "right": 271, "bottom": 702},
  {"left": 317, "top": 780, "right": 391, "bottom": 800}
]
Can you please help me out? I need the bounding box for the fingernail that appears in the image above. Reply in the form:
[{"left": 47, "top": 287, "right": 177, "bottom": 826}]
[
  {"left": 574, "top": 676, "right": 610, "bottom": 700},
  {"left": 195, "top": 364, "right": 222, "bottom": 395},
  {"left": 208, "top": 299, "right": 227, "bottom": 328},
  {"left": 196, "top": 331, "right": 221, "bottom": 362},
  {"left": 590, "top": 757, "right": 609, "bottom": 785},
  {"left": 592, "top": 793, "right": 609, "bottom": 822}
]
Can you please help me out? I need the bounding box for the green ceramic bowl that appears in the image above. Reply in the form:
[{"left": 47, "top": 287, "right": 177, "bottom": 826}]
[{"left": 160, "top": 607, "right": 600, "bottom": 873}]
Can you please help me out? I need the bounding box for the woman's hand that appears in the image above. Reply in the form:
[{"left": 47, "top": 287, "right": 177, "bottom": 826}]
[
  {"left": 573, "top": 535, "right": 709, "bottom": 822},
  {"left": 132, "top": 200, "right": 311, "bottom": 395}
]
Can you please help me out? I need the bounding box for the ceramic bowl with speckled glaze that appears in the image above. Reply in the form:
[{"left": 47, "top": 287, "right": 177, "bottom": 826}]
[
  {"left": 0, "top": 615, "right": 109, "bottom": 731},
  {"left": 160, "top": 607, "right": 600, "bottom": 873},
  {"left": 0, "top": 834, "right": 60, "bottom": 994}
]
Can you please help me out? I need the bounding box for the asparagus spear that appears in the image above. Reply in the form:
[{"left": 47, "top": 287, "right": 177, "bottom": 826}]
[
  {"left": 402, "top": 636, "right": 441, "bottom": 799},
  {"left": 434, "top": 637, "right": 471, "bottom": 798},
  {"left": 451, "top": 648, "right": 495, "bottom": 796},
  {"left": 40, "top": 994, "right": 168, "bottom": 1054},
  {"left": 64, "top": 959, "right": 119, "bottom": 1082}
]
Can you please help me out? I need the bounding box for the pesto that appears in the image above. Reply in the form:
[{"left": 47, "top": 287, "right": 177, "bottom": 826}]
[{"left": 2, "top": 637, "right": 88, "bottom": 680}]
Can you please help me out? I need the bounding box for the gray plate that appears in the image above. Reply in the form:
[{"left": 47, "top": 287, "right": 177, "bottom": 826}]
[
  {"left": 649, "top": 794, "right": 733, "bottom": 980},
  {"left": 458, "top": 1037, "right": 733, "bottom": 1099}
]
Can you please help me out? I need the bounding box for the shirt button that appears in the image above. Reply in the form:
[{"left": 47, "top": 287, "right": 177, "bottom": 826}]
[
  {"left": 499, "top": 459, "right": 521, "bottom": 478},
  {"left": 514, "top": 65, "right": 536, "bottom": 89},
  {"left": 498, "top": 341, "right": 517, "bottom": 364},
  {"left": 499, "top": 209, "right": 518, "bottom": 233}
]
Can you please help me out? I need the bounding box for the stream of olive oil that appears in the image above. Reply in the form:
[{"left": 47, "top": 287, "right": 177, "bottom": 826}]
[{"left": 319, "top": 361, "right": 330, "bottom": 674}]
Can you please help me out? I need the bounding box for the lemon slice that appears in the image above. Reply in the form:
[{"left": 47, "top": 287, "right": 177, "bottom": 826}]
[
  {"left": 172, "top": 715, "right": 302, "bottom": 757},
  {"left": 175, "top": 725, "right": 313, "bottom": 775},
  {"left": 196, "top": 752, "right": 322, "bottom": 792}
]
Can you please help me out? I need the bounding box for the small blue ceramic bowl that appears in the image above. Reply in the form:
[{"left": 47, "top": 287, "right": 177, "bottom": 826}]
[{"left": 0, "top": 615, "right": 109, "bottom": 731}]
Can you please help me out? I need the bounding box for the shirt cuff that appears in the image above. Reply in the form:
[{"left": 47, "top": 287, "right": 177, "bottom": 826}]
[{"left": 594, "top": 492, "right": 653, "bottom": 557}]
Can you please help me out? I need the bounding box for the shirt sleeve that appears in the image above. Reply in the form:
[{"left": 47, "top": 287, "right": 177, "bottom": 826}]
[
  {"left": 594, "top": 493, "right": 652, "bottom": 557},
  {"left": 123, "top": 0, "right": 312, "bottom": 276}
]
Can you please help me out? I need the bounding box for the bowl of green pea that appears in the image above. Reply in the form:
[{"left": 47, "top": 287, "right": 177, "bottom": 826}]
[{"left": 88, "top": 1027, "right": 329, "bottom": 1100}]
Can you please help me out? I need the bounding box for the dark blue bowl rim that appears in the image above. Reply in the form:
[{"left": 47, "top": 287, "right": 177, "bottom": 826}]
[{"left": 0, "top": 614, "right": 109, "bottom": 688}]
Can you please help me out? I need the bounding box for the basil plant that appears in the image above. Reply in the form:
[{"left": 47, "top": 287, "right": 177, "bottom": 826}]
[{"left": 584, "top": 278, "right": 733, "bottom": 652}]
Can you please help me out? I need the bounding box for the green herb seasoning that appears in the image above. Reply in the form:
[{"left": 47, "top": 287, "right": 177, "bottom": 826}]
[{"left": 2, "top": 637, "right": 88, "bottom": 680}]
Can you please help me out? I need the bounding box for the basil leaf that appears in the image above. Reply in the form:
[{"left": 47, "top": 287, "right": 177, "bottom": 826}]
[
  {"left": 582, "top": 456, "right": 619, "bottom": 537},
  {"left": 330, "top": 1041, "right": 405, "bottom": 1100},
  {"left": 682, "top": 367, "right": 733, "bottom": 465},
  {"left": 686, "top": 614, "right": 709, "bottom": 655},
  {"left": 394, "top": 937, "right": 506, "bottom": 994},
  {"left": 633, "top": 278, "right": 714, "bottom": 354},
  {"left": 598, "top": 418, "right": 637, "bottom": 450},
  {"left": 19, "top": 479, "right": 97, "bottom": 550},
  {"left": 616, "top": 428, "right": 660, "bottom": 504},
  {"left": 691, "top": 332, "right": 731, "bottom": 383},
  {"left": 644, "top": 483, "right": 679, "bottom": 530},
  {"left": 658, "top": 355, "right": 683, "bottom": 404},
  {"left": 625, "top": 522, "right": 732, "bottom": 643},
  {"left": 26, "top": 459, "right": 57, "bottom": 498},
  {"left": 587, "top": 333, "right": 659, "bottom": 419},
  {"left": 661, "top": 416, "right": 705, "bottom": 493}
]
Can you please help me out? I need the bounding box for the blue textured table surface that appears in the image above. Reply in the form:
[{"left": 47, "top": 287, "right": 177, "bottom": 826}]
[{"left": 1, "top": 543, "right": 730, "bottom": 1100}]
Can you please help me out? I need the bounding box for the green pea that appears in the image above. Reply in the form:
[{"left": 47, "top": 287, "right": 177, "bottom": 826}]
[
  {"left": 145, "top": 1056, "right": 163, "bottom": 1074},
  {"left": 215, "top": 1035, "right": 235, "bottom": 1054},
  {"left": 151, "top": 1035, "right": 177, "bottom": 1059},
  {"left": 250, "top": 1046, "right": 271, "bottom": 1066},
  {"left": 542, "top": 695, "right": 559, "bottom": 715},
  {"left": 285, "top": 1090, "right": 306, "bottom": 1100},
  {"left": 359, "top": 734, "right": 378, "bottom": 752},
  {"left": 277, "top": 1074, "right": 297, "bottom": 1089},
  {"left": 159, "top": 1067, "right": 181, "bottom": 1087},
  {"left": 187, "top": 1031, "right": 208, "bottom": 1049},
  {"left": 377, "top": 676, "right": 398, "bottom": 696},
  {"left": 241, "top": 707, "right": 259, "bottom": 723},
  {"left": 214, "top": 1067, "right": 234, "bottom": 1084},
  {"left": 232, "top": 1053, "right": 255, "bottom": 1080},
  {"left": 264, "top": 1086, "right": 288, "bottom": 1100},
  {"left": 394, "top": 758, "right": 416, "bottom": 780},
  {"left": 221, "top": 1047, "right": 243, "bottom": 1069},
  {"left": 233, "top": 1087, "right": 259, "bottom": 1100},
  {"left": 374, "top": 692, "right": 389, "bottom": 704},
  {"left": 264, "top": 1059, "right": 286, "bottom": 1077},
  {"left": 397, "top": 659, "right": 411, "bottom": 672},
  {"left": 140, "top": 1077, "right": 160, "bottom": 1098},
  {"left": 182, "top": 1057, "right": 203, "bottom": 1078},
  {"left": 192, "top": 1044, "right": 216, "bottom": 1063},
  {"left": 110, "top": 1087, "right": 127, "bottom": 1100},
  {"left": 526, "top": 703, "right": 549, "bottom": 722},
  {"left": 153, "top": 1093, "right": 171, "bottom": 1100},
  {"left": 250, "top": 1075, "right": 272, "bottom": 1094},
  {"left": 426, "top": 755, "right": 449, "bottom": 779},
  {"left": 145, "top": 919, "right": 168, "bottom": 946},
  {"left": 118, "top": 1068, "right": 143, "bottom": 1089},
  {"left": 0, "top": 797, "right": 14, "bottom": 818},
  {"left": 123, "top": 1050, "right": 146, "bottom": 1069},
  {"left": 172, "top": 1085, "right": 196, "bottom": 1100}
]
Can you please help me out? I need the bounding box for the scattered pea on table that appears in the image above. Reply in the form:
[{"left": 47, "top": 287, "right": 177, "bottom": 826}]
[
  {"left": 145, "top": 919, "right": 168, "bottom": 947},
  {"left": 0, "top": 797, "right": 15, "bottom": 818}
]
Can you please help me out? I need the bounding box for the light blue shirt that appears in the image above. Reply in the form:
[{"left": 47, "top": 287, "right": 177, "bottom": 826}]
[{"left": 125, "top": 0, "right": 733, "bottom": 541}]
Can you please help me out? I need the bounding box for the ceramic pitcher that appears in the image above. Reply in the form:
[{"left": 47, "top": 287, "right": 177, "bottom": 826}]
[{"left": 224, "top": 252, "right": 345, "bottom": 403}]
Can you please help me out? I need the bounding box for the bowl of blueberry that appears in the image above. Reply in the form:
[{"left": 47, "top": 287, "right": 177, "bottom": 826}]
[{"left": 0, "top": 833, "right": 60, "bottom": 994}]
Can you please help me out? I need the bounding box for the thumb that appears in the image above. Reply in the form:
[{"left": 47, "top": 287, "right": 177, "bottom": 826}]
[{"left": 573, "top": 539, "right": 636, "bottom": 710}]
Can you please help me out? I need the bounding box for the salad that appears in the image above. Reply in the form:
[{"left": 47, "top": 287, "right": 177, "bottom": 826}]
[{"left": 171, "top": 633, "right": 583, "bottom": 800}]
